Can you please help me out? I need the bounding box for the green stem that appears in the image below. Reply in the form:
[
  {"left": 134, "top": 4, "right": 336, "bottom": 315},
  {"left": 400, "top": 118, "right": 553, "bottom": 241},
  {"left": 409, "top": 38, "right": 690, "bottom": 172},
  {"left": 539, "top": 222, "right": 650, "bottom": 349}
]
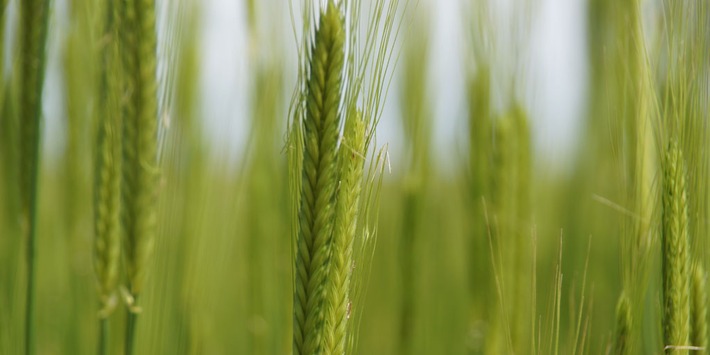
[
  {"left": 98, "top": 317, "right": 108, "bottom": 355},
  {"left": 400, "top": 190, "right": 417, "bottom": 355},
  {"left": 25, "top": 222, "right": 36, "bottom": 355},
  {"left": 20, "top": 0, "right": 51, "bottom": 351},
  {"left": 125, "top": 296, "right": 139, "bottom": 355}
]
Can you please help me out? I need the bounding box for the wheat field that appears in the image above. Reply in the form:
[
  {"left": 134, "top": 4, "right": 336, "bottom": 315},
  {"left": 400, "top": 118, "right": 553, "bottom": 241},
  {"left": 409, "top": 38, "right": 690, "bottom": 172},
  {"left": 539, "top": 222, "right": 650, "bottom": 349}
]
[{"left": 0, "top": 0, "right": 709, "bottom": 354}]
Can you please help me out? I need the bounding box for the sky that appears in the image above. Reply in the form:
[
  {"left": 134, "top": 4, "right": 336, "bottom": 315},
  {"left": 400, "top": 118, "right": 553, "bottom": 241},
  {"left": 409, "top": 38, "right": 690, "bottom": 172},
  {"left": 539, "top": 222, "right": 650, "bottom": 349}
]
[
  {"left": 28, "top": 0, "right": 590, "bottom": 173},
  {"left": 197, "top": 0, "right": 590, "bottom": 172}
]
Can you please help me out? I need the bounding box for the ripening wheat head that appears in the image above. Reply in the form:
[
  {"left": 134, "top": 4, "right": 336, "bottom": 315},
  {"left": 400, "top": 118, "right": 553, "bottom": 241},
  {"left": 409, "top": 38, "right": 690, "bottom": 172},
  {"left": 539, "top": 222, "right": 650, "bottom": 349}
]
[
  {"left": 661, "top": 139, "right": 690, "bottom": 354},
  {"left": 119, "top": 0, "right": 159, "bottom": 297},
  {"left": 293, "top": 2, "right": 345, "bottom": 354}
]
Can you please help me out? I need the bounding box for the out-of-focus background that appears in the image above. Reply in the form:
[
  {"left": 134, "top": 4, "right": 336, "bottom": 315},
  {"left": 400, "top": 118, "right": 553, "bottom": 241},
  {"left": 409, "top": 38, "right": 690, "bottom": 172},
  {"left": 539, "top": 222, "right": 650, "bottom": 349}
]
[{"left": 36, "top": 0, "right": 588, "bottom": 171}]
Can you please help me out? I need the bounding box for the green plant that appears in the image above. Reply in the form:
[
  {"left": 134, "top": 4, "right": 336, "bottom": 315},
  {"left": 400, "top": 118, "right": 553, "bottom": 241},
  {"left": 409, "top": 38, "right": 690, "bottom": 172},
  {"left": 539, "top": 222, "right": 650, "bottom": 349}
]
[
  {"left": 93, "top": 0, "right": 123, "bottom": 353},
  {"left": 614, "top": 292, "right": 632, "bottom": 355},
  {"left": 289, "top": 0, "right": 403, "bottom": 353},
  {"left": 244, "top": 10, "right": 288, "bottom": 353},
  {"left": 2, "top": 0, "right": 710, "bottom": 354},
  {"left": 661, "top": 140, "right": 690, "bottom": 354},
  {"left": 291, "top": 3, "right": 345, "bottom": 354},
  {"left": 328, "top": 109, "right": 367, "bottom": 354},
  {"left": 691, "top": 262, "right": 707, "bottom": 353},
  {"left": 398, "top": 11, "right": 431, "bottom": 354},
  {"left": 19, "top": 0, "right": 51, "bottom": 353},
  {"left": 119, "top": 0, "right": 160, "bottom": 353}
]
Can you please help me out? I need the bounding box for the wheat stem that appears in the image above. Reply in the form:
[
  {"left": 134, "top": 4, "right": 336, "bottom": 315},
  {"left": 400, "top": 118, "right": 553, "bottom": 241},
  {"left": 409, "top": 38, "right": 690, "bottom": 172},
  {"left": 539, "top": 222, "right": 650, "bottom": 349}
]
[
  {"left": 466, "top": 66, "right": 493, "bottom": 351},
  {"left": 511, "top": 103, "right": 531, "bottom": 352},
  {"left": 98, "top": 316, "right": 109, "bottom": 355},
  {"left": 398, "top": 17, "right": 431, "bottom": 353},
  {"left": 125, "top": 296, "right": 139, "bottom": 355},
  {"left": 19, "top": 0, "right": 51, "bottom": 353}
]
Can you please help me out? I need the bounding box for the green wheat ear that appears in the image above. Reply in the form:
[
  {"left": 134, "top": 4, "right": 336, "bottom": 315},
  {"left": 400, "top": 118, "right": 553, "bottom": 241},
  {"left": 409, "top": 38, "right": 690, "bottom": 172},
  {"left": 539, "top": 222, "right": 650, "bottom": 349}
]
[
  {"left": 120, "top": 0, "right": 159, "bottom": 298},
  {"left": 94, "top": 74, "right": 122, "bottom": 318},
  {"left": 661, "top": 139, "right": 690, "bottom": 354},
  {"left": 119, "top": 0, "right": 159, "bottom": 353},
  {"left": 326, "top": 109, "right": 366, "bottom": 354},
  {"left": 691, "top": 262, "right": 708, "bottom": 353},
  {"left": 94, "top": 0, "right": 123, "bottom": 320},
  {"left": 614, "top": 292, "right": 632, "bottom": 355},
  {"left": 293, "top": 2, "right": 345, "bottom": 354}
]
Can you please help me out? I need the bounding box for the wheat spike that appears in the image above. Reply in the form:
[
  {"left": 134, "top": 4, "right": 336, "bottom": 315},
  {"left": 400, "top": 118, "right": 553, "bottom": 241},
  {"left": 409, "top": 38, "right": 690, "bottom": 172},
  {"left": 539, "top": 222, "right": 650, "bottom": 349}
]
[
  {"left": 94, "top": 0, "right": 123, "bottom": 319},
  {"left": 120, "top": 0, "right": 159, "bottom": 298},
  {"left": 293, "top": 2, "right": 345, "bottom": 354},
  {"left": 661, "top": 139, "right": 690, "bottom": 354},
  {"left": 119, "top": 0, "right": 159, "bottom": 353},
  {"left": 326, "top": 110, "right": 366, "bottom": 354}
]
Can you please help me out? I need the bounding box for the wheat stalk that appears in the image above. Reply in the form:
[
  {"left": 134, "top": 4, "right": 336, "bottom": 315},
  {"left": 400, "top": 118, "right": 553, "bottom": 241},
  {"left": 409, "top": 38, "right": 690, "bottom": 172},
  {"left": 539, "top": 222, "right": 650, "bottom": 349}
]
[
  {"left": 398, "top": 14, "right": 431, "bottom": 353},
  {"left": 19, "top": 0, "right": 50, "bottom": 353},
  {"left": 511, "top": 103, "right": 531, "bottom": 352},
  {"left": 662, "top": 139, "right": 690, "bottom": 354},
  {"left": 466, "top": 64, "right": 493, "bottom": 351},
  {"left": 292, "top": 2, "right": 345, "bottom": 354}
]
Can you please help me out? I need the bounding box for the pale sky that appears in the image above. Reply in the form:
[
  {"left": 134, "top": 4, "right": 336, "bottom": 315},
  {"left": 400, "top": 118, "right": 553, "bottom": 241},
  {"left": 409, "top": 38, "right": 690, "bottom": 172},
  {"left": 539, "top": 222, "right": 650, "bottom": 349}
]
[
  {"left": 196, "top": 0, "right": 590, "bottom": 172},
  {"left": 34, "top": 0, "right": 589, "bottom": 173}
]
